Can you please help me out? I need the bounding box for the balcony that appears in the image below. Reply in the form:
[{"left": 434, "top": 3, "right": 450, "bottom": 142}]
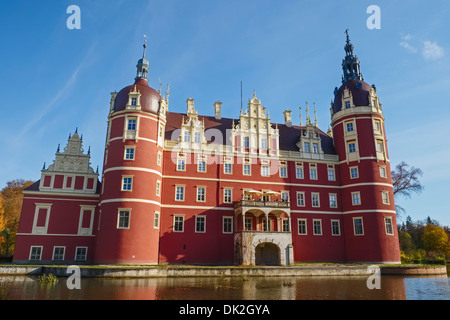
[{"left": 234, "top": 199, "right": 290, "bottom": 210}]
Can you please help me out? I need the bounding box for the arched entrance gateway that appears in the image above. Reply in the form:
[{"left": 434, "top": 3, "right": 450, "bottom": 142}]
[
  {"left": 255, "top": 242, "right": 280, "bottom": 266},
  {"left": 233, "top": 191, "right": 293, "bottom": 266}
]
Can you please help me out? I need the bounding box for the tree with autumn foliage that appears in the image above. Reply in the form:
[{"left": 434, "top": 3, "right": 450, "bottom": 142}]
[
  {"left": 422, "top": 223, "right": 449, "bottom": 257},
  {"left": 0, "top": 179, "right": 34, "bottom": 256}
]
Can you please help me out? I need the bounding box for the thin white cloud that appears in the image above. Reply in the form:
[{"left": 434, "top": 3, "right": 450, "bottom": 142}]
[
  {"left": 400, "top": 34, "right": 417, "bottom": 53},
  {"left": 422, "top": 41, "right": 444, "bottom": 60},
  {"left": 399, "top": 34, "right": 444, "bottom": 60}
]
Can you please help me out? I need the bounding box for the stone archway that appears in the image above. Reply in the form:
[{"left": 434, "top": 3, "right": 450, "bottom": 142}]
[{"left": 255, "top": 242, "right": 280, "bottom": 266}]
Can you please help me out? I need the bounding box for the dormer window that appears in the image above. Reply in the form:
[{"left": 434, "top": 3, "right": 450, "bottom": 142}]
[
  {"left": 304, "top": 142, "right": 310, "bottom": 153},
  {"left": 131, "top": 97, "right": 137, "bottom": 106},
  {"left": 345, "top": 101, "right": 351, "bottom": 109}
]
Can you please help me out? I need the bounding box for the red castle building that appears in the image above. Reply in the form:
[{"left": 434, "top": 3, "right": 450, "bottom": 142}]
[{"left": 13, "top": 32, "right": 401, "bottom": 265}]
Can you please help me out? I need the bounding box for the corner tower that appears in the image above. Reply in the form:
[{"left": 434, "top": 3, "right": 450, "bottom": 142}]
[
  {"left": 331, "top": 31, "right": 400, "bottom": 263},
  {"left": 95, "top": 42, "right": 168, "bottom": 264}
]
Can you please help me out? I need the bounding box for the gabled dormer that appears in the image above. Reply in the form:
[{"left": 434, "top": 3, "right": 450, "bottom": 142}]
[{"left": 39, "top": 129, "right": 99, "bottom": 194}]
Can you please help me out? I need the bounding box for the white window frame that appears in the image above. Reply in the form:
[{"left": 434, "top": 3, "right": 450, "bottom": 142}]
[
  {"left": 154, "top": 211, "right": 160, "bottom": 229},
  {"left": 296, "top": 191, "right": 305, "bottom": 207},
  {"left": 313, "top": 219, "right": 322, "bottom": 235},
  {"left": 352, "top": 192, "right": 361, "bottom": 206},
  {"left": 311, "top": 193, "right": 320, "bottom": 207},
  {"left": 195, "top": 215, "right": 206, "bottom": 233},
  {"left": 353, "top": 217, "right": 364, "bottom": 236},
  {"left": 75, "top": 247, "right": 88, "bottom": 261},
  {"left": 29, "top": 246, "right": 43, "bottom": 261},
  {"left": 121, "top": 176, "right": 133, "bottom": 191},
  {"left": 331, "top": 220, "right": 341, "bottom": 236},
  {"left": 381, "top": 191, "right": 390, "bottom": 205},
  {"left": 124, "top": 146, "right": 136, "bottom": 160},
  {"left": 222, "top": 216, "right": 233, "bottom": 234},
  {"left": 297, "top": 219, "right": 307, "bottom": 235},
  {"left": 384, "top": 217, "right": 394, "bottom": 235},
  {"left": 350, "top": 166, "right": 359, "bottom": 179},
  {"left": 175, "top": 185, "right": 185, "bottom": 202},
  {"left": 329, "top": 193, "right": 337, "bottom": 208},
  {"left": 117, "top": 209, "right": 131, "bottom": 229},
  {"left": 52, "top": 246, "right": 66, "bottom": 261},
  {"left": 196, "top": 186, "right": 206, "bottom": 202},
  {"left": 223, "top": 188, "right": 233, "bottom": 203},
  {"left": 173, "top": 215, "right": 185, "bottom": 232}
]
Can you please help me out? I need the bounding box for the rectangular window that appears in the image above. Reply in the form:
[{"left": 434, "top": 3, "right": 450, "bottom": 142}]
[
  {"left": 373, "top": 120, "right": 382, "bottom": 133},
  {"left": 131, "top": 97, "right": 137, "bottom": 106},
  {"left": 156, "top": 180, "right": 161, "bottom": 196},
  {"left": 385, "top": 217, "right": 394, "bottom": 235},
  {"left": 329, "top": 193, "right": 337, "bottom": 208},
  {"left": 157, "top": 151, "right": 162, "bottom": 166},
  {"left": 313, "top": 219, "right": 322, "bottom": 235},
  {"left": 296, "top": 192, "right": 305, "bottom": 207},
  {"left": 281, "top": 191, "right": 289, "bottom": 202},
  {"left": 243, "top": 137, "right": 250, "bottom": 148},
  {"left": 154, "top": 211, "right": 160, "bottom": 229},
  {"left": 346, "top": 122, "right": 354, "bottom": 132},
  {"left": 279, "top": 166, "right": 287, "bottom": 178},
  {"left": 298, "top": 219, "right": 307, "bottom": 235},
  {"left": 184, "top": 131, "right": 191, "bottom": 142},
  {"left": 223, "top": 217, "right": 233, "bottom": 233},
  {"left": 331, "top": 220, "right": 341, "bottom": 236},
  {"left": 118, "top": 210, "right": 130, "bottom": 229},
  {"left": 127, "top": 119, "right": 137, "bottom": 131},
  {"left": 311, "top": 193, "right": 320, "bottom": 207},
  {"left": 379, "top": 166, "right": 387, "bottom": 178},
  {"left": 352, "top": 192, "right": 361, "bottom": 205},
  {"left": 52, "top": 247, "right": 65, "bottom": 261},
  {"left": 223, "top": 188, "right": 232, "bottom": 203},
  {"left": 197, "top": 160, "right": 206, "bottom": 172},
  {"left": 348, "top": 142, "right": 356, "bottom": 153},
  {"left": 174, "top": 215, "right": 184, "bottom": 232},
  {"left": 296, "top": 163, "right": 304, "bottom": 179},
  {"left": 381, "top": 191, "right": 390, "bottom": 204},
  {"left": 261, "top": 165, "right": 269, "bottom": 177},
  {"left": 224, "top": 163, "right": 232, "bottom": 174},
  {"left": 197, "top": 187, "right": 206, "bottom": 202},
  {"left": 243, "top": 164, "right": 251, "bottom": 175},
  {"left": 282, "top": 219, "right": 290, "bottom": 232},
  {"left": 245, "top": 217, "right": 252, "bottom": 231},
  {"left": 350, "top": 166, "right": 359, "bottom": 179},
  {"left": 304, "top": 142, "right": 310, "bottom": 153},
  {"left": 29, "top": 246, "right": 42, "bottom": 261},
  {"left": 175, "top": 186, "right": 185, "bottom": 201},
  {"left": 328, "top": 168, "right": 335, "bottom": 181},
  {"left": 177, "top": 158, "right": 186, "bottom": 171},
  {"left": 312, "top": 143, "right": 319, "bottom": 154},
  {"left": 376, "top": 140, "right": 384, "bottom": 153},
  {"left": 75, "top": 247, "right": 87, "bottom": 261},
  {"left": 124, "top": 147, "right": 135, "bottom": 160},
  {"left": 345, "top": 101, "right": 351, "bottom": 109},
  {"left": 353, "top": 217, "right": 364, "bottom": 235},
  {"left": 121, "top": 176, "right": 133, "bottom": 191},
  {"left": 310, "top": 168, "right": 317, "bottom": 180},
  {"left": 261, "top": 138, "right": 267, "bottom": 150},
  {"left": 195, "top": 216, "right": 206, "bottom": 233},
  {"left": 194, "top": 132, "right": 201, "bottom": 143}
]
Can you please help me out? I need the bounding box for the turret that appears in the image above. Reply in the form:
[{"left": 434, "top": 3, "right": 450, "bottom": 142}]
[
  {"left": 95, "top": 42, "right": 164, "bottom": 264},
  {"left": 331, "top": 31, "right": 400, "bottom": 263}
]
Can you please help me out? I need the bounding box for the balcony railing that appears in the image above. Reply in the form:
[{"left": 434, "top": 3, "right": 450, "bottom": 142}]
[{"left": 234, "top": 199, "right": 290, "bottom": 209}]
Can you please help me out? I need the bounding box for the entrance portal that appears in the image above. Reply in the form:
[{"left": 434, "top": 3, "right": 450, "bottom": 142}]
[{"left": 255, "top": 242, "right": 280, "bottom": 266}]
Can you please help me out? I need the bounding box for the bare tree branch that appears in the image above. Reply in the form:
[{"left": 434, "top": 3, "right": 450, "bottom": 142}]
[{"left": 391, "top": 161, "right": 424, "bottom": 198}]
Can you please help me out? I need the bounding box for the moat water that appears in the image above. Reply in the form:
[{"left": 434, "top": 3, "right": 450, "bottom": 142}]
[{"left": 0, "top": 273, "right": 449, "bottom": 300}]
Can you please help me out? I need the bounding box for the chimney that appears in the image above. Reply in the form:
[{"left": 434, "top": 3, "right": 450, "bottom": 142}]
[
  {"left": 214, "top": 101, "right": 222, "bottom": 120},
  {"left": 283, "top": 109, "right": 292, "bottom": 127}
]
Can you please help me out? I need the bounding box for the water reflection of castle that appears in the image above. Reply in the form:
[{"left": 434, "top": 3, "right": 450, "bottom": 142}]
[{"left": 13, "top": 31, "right": 401, "bottom": 266}]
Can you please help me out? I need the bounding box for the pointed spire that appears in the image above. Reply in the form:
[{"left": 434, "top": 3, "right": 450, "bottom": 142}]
[
  {"left": 341, "top": 29, "right": 363, "bottom": 84},
  {"left": 56, "top": 144, "right": 60, "bottom": 153},
  {"left": 42, "top": 162, "right": 46, "bottom": 170},
  {"left": 136, "top": 35, "right": 150, "bottom": 80},
  {"left": 314, "top": 102, "right": 318, "bottom": 128},
  {"left": 299, "top": 106, "right": 303, "bottom": 126},
  {"left": 305, "top": 101, "right": 311, "bottom": 124}
]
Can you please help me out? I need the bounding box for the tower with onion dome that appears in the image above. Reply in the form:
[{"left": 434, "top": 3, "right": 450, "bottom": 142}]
[
  {"left": 330, "top": 30, "right": 400, "bottom": 263},
  {"left": 95, "top": 42, "right": 168, "bottom": 264}
]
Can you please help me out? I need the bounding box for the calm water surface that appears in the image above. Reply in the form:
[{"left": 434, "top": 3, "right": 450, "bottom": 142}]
[{"left": 1, "top": 274, "right": 449, "bottom": 300}]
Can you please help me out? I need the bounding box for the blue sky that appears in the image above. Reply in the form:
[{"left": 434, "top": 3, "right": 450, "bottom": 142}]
[{"left": 1, "top": 0, "right": 449, "bottom": 226}]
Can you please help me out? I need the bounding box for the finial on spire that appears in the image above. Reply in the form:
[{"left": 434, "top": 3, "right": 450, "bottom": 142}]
[
  {"left": 314, "top": 102, "right": 318, "bottom": 128},
  {"left": 341, "top": 29, "right": 362, "bottom": 84},
  {"left": 57, "top": 144, "right": 60, "bottom": 153},
  {"left": 136, "top": 35, "right": 150, "bottom": 80},
  {"left": 305, "top": 101, "right": 311, "bottom": 124},
  {"left": 299, "top": 106, "right": 303, "bottom": 126}
]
